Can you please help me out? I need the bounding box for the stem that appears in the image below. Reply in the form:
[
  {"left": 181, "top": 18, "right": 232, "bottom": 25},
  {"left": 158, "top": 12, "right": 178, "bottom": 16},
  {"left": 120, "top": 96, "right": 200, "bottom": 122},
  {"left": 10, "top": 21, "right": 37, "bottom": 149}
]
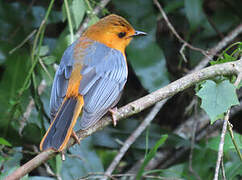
[
  {"left": 227, "top": 122, "right": 242, "bottom": 160},
  {"left": 84, "top": 0, "right": 94, "bottom": 12},
  {"left": 64, "top": 0, "right": 74, "bottom": 43},
  {"left": 213, "top": 110, "right": 230, "bottom": 180},
  {"left": 20, "top": 0, "right": 55, "bottom": 95}
]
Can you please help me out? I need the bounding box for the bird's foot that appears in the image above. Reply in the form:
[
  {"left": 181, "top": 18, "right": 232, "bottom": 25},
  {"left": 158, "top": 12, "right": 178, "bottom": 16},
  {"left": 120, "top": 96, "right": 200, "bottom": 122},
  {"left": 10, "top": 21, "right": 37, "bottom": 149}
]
[
  {"left": 109, "top": 107, "right": 118, "bottom": 127},
  {"left": 61, "top": 150, "right": 66, "bottom": 161},
  {"left": 71, "top": 130, "right": 80, "bottom": 144}
]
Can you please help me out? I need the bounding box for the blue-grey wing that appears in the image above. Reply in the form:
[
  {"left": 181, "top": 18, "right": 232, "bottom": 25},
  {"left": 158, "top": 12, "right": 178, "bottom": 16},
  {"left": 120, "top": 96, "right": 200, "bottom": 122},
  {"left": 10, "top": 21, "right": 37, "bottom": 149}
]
[
  {"left": 49, "top": 40, "right": 127, "bottom": 129},
  {"left": 49, "top": 42, "right": 76, "bottom": 119},
  {"left": 78, "top": 42, "right": 128, "bottom": 129}
]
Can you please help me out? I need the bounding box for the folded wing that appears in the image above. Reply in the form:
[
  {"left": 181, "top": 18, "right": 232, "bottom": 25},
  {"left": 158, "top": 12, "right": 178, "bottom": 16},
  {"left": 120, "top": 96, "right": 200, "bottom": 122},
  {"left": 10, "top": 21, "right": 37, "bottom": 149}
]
[
  {"left": 78, "top": 41, "right": 127, "bottom": 129},
  {"left": 49, "top": 39, "right": 127, "bottom": 129}
]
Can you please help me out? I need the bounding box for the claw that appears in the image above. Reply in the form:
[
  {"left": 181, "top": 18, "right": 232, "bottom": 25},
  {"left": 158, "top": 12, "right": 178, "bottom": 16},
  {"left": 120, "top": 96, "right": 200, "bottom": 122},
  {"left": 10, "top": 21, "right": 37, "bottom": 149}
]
[
  {"left": 61, "top": 150, "right": 66, "bottom": 161},
  {"left": 72, "top": 130, "right": 80, "bottom": 144},
  {"left": 109, "top": 107, "right": 118, "bottom": 127}
]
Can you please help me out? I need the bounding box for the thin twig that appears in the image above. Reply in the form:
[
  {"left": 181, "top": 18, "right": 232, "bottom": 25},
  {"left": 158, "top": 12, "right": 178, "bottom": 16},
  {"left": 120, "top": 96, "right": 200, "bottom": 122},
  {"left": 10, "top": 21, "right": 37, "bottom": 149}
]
[
  {"left": 234, "top": 73, "right": 242, "bottom": 87},
  {"left": 205, "top": 13, "right": 224, "bottom": 39},
  {"left": 213, "top": 110, "right": 230, "bottom": 180},
  {"left": 226, "top": 73, "right": 242, "bottom": 160},
  {"left": 221, "top": 156, "right": 226, "bottom": 180},
  {"left": 39, "top": 58, "right": 53, "bottom": 81},
  {"left": 192, "top": 24, "right": 242, "bottom": 72},
  {"left": 43, "top": 162, "right": 58, "bottom": 178},
  {"left": 128, "top": 97, "right": 242, "bottom": 173},
  {"left": 81, "top": 172, "right": 182, "bottom": 180},
  {"left": 153, "top": 0, "right": 210, "bottom": 58},
  {"left": 64, "top": 0, "right": 74, "bottom": 43},
  {"left": 158, "top": 119, "right": 222, "bottom": 169},
  {"left": 6, "top": 59, "right": 242, "bottom": 180},
  {"left": 180, "top": 43, "right": 188, "bottom": 63},
  {"left": 103, "top": 100, "right": 167, "bottom": 179},
  {"left": 227, "top": 122, "right": 242, "bottom": 160},
  {"left": 9, "top": 30, "right": 37, "bottom": 54}
]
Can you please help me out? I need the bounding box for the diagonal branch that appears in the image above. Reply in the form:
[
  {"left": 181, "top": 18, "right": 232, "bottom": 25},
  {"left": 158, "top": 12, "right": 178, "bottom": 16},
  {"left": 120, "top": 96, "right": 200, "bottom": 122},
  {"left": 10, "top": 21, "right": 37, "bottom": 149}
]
[
  {"left": 103, "top": 100, "right": 168, "bottom": 179},
  {"left": 153, "top": 0, "right": 209, "bottom": 58},
  {"left": 6, "top": 58, "right": 242, "bottom": 180}
]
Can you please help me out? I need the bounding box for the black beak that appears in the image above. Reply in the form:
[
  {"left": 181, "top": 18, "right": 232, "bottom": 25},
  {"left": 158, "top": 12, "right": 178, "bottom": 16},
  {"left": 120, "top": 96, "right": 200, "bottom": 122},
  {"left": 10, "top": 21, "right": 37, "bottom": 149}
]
[{"left": 131, "top": 30, "right": 147, "bottom": 37}]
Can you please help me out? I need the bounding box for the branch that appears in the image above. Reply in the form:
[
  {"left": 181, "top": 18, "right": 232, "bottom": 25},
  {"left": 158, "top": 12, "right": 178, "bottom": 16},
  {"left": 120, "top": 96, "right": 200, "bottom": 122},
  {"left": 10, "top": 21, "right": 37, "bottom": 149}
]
[
  {"left": 213, "top": 110, "right": 230, "bottom": 180},
  {"left": 227, "top": 121, "right": 242, "bottom": 160},
  {"left": 192, "top": 23, "right": 242, "bottom": 72},
  {"left": 128, "top": 96, "right": 242, "bottom": 173},
  {"left": 6, "top": 58, "right": 242, "bottom": 180},
  {"left": 153, "top": 0, "right": 209, "bottom": 58},
  {"left": 103, "top": 100, "right": 167, "bottom": 179},
  {"left": 153, "top": 0, "right": 242, "bottom": 72}
]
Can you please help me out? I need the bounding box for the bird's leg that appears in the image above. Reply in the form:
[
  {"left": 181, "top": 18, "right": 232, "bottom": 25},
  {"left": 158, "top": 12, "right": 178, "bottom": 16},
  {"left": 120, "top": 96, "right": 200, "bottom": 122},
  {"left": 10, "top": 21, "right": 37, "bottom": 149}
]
[
  {"left": 61, "top": 150, "right": 66, "bottom": 161},
  {"left": 71, "top": 130, "right": 80, "bottom": 144},
  {"left": 109, "top": 107, "right": 118, "bottom": 127}
]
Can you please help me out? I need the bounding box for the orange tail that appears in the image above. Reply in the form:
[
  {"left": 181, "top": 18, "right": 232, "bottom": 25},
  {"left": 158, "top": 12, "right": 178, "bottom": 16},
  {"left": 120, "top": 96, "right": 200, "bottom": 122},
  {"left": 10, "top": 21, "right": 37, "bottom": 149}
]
[{"left": 40, "top": 95, "right": 84, "bottom": 152}]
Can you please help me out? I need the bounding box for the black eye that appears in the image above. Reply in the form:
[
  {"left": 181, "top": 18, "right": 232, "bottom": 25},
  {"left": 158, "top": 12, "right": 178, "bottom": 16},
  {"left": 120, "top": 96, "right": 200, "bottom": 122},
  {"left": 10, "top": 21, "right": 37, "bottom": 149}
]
[{"left": 118, "top": 32, "right": 126, "bottom": 38}]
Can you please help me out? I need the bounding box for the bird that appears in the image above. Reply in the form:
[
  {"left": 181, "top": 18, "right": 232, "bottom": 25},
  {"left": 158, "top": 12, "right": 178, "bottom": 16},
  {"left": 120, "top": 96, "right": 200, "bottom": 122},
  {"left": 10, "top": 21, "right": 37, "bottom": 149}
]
[{"left": 39, "top": 14, "right": 146, "bottom": 152}]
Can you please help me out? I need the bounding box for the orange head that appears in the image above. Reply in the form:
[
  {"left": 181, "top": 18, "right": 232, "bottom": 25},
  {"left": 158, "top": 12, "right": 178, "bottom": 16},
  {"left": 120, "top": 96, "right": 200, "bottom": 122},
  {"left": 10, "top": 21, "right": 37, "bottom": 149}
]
[{"left": 83, "top": 14, "right": 146, "bottom": 53}]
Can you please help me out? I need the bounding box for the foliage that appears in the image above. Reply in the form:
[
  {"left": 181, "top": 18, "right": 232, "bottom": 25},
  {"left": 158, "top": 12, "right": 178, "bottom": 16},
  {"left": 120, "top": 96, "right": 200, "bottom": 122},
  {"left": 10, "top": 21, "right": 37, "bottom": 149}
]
[
  {"left": 196, "top": 42, "right": 241, "bottom": 123},
  {"left": 0, "top": 0, "right": 241, "bottom": 179},
  {"left": 136, "top": 135, "right": 168, "bottom": 179},
  {"left": 196, "top": 80, "right": 239, "bottom": 123}
]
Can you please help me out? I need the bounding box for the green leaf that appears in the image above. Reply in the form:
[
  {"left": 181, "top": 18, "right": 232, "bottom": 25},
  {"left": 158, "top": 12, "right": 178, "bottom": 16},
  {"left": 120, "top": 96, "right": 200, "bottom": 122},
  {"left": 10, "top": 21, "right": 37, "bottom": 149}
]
[
  {"left": 196, "top": 80, "right": 239, "bottom": 123},
  {"left": 184, "top": 0, "right": 205, "bottom": 29},
  {"left": 224, "top": 53, "right": 236, "bottom": 61},
  {"left": 225, "top": 160, "right": 242, "bottom": 179},
  {"left": 159, "top": 164, "right": 186, "bottom": 178},
  {"left": 39, "top": 45, "right": 49, "bottom": 56},
  {"left": 96, "top": 150, "right": 118, "bottom": 169},
  {"left": 0, "top": 137, "right": 12, "bottom": 146},
  {"left": 136, "top": 135, "right": 168, "bottom": 179},
  {"left": 208, "top": 132, "right": 242, "bottom": 152},
  {"left": 71, "top": 0, "right": 86, "bottom": 30},
  {"left": 42, "top": 56, "right": 57, "bottom": 65},
  {"left": 210, "top": 53, "right": 236, "bottom": 65},
  {"left": 0, "top": 50, "right": 30, "bottom": 133},
  {"left": 186, "top": 145, "right": 217, "bottom": 179}
]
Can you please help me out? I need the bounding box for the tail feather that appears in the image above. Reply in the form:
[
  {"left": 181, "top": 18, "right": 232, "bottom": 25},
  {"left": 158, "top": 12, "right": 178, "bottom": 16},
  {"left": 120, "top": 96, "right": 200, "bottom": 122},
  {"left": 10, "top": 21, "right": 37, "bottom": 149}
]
[{"left": 40, "top": 96, "right": 83, "bottom": 151}]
